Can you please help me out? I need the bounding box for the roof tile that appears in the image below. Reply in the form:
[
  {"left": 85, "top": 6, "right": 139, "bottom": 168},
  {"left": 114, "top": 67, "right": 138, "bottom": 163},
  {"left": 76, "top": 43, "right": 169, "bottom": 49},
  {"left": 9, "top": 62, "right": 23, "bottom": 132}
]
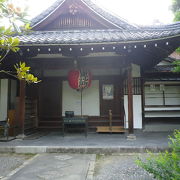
[{"left": 16, "top": 28, "right": 180, "bottom": 45}]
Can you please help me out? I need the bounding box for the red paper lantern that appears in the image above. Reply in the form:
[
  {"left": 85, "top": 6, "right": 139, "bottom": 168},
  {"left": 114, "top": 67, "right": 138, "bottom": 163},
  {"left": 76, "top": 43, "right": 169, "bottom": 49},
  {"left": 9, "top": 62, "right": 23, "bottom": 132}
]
[{"left": 68, "top": 69, "right": 92, "bottom": 90}]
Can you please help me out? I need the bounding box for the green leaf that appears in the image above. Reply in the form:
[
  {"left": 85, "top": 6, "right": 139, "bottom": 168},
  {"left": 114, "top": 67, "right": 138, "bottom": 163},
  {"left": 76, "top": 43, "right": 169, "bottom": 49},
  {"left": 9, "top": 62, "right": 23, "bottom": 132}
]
[
  {"left": 4, "top": 26, "right": 14, "bottom": 35},
  {"left": 21, "top": 62, "right": 26, "bottom": 68},
  {"left": 11, "top": 46, "right": 19, "bottom": 52},
  {"left": 136, "top": 130, "right": 180, "bottom": 180},
  {"left": 0, "top": 26, "right": 5, "bottom": 33},
  {"left": 11, "top": 37, "right": 19, "bottom": 46}
]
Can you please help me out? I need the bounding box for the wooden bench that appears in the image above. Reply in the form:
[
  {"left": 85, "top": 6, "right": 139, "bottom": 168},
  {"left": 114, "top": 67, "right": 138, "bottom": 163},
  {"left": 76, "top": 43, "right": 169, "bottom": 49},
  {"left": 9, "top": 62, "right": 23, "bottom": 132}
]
[{"left": 62, "top": 116, "right": 88, "bottom": 137}]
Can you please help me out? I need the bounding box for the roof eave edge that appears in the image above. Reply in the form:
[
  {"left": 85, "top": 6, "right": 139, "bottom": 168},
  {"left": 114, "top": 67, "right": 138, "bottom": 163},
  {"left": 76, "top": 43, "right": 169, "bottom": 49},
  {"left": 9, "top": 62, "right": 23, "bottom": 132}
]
[
  {"left": 18, "top": 34, "right": 180, "bottom": 47},
  {"left": 81, "top": 0, "right": 126, "bottom": 29},
  {"left": 31, "top": 0, "right": 66, "bottom": 29}
]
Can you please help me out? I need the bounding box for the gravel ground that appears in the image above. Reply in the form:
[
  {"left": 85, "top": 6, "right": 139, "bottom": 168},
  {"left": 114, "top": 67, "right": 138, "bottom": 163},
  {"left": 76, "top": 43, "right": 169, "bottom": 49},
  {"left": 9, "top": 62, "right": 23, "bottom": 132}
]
[
  {"left": 0, "top": 153, "right": 34, "bottom": 179},
  {"left": 93, "top": 154, "right": 155, "bottom": 180}
]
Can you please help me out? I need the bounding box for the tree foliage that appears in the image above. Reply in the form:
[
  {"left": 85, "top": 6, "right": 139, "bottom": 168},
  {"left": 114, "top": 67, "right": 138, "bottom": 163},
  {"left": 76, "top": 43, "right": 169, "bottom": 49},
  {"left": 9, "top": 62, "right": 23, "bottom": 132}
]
[
  {"left": 14, "top": 62, "right": 40, "bottom": 83},
  {"left": 0, "top": 0, "right": 39, "bottom": 83},
  {"left": 173, "top": 60, "right": 180, "bottom": 72},
  {"left": 171, "top": 0, "right": 180, "bottom": 71},
  {"left": 171, "top": 0, "right": 180, "bottom": 21},
  {"left": 136, "top": 130, "right": 180, "bottom": 180}
]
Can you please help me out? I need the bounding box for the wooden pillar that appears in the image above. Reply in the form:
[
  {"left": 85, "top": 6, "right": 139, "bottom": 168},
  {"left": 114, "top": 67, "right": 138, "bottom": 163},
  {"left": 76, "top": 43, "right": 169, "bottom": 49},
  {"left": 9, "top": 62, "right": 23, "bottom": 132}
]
[
  {"left": 18, "top": 80, "right": 26, "bottom": 135},
  {"left": 141, "top": 77, "right": 145, "bottom": 128},
  {"left": 127, "top": 65, "right": 134, "bottom": 134}
]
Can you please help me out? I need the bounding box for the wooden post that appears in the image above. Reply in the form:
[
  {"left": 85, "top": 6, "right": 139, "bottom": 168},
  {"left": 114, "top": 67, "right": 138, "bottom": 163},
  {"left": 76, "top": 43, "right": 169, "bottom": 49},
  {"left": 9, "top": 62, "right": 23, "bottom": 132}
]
[
  {"left": 81, "top": 89, "right": 83, "bottom": 117},
  {"left": 127, "top": 65, "right": 134, "bottom": 134},
  {"left": 141, "top": 77, "right": 145, "bottom": 128},
  {"left": 109, "top": 109, "right": 112, "bottom": 133},
  {"left": 18, "top": 80, "right": 26, "bottom": 135}
]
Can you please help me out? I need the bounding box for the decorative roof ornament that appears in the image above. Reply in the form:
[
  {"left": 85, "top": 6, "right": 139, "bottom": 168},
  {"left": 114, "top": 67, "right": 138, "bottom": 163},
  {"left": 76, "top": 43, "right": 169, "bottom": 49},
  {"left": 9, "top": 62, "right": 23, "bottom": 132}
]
[{"left": 69, "top": 4, "right": 78, "bottom": 15}]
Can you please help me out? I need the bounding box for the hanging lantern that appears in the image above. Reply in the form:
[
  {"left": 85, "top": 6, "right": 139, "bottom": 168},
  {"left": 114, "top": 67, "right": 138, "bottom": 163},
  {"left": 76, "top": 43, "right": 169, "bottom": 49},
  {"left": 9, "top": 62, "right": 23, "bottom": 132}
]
[{"left": 68, "top": 69, "right": 92, "bottom": 90}]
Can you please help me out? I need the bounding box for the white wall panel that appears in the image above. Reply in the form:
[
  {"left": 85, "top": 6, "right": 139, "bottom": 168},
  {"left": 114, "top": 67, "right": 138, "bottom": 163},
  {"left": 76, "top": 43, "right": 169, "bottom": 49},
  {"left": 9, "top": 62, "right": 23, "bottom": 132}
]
[
  {"left": 62, "top": 80, "right": 100, "bottom": 116},
  {"left": 132, "top": 64, "right": 141, "bottom": 77},
  {"left": 0, "top": 79, "right": 8, "bottom": 121},
  {"left": 124, "top": 95, "right": 142, "bottom": 129},
  {"left": 10, "top": 80, "right": 17, "bottom": 109}
]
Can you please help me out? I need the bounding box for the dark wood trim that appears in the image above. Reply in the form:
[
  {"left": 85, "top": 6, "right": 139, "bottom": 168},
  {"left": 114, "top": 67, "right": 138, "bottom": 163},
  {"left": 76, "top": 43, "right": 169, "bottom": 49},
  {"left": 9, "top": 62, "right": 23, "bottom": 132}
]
[
  {"left": 8, "top": 79, "right": 11, "bottom": 110},
  {"left": 127, "top": 65, "right": 134, "bottom": 134},
  {"left": 162, "top": 91, "right": 165, "bottom": 106},
  {"left": 60, "top": 80, "right": 63, "bottom": 117},
  {"left": 99, "top": 76, "right": 123, "bottom": 117},
  {"left": 141, "top": 77, "right": 145, "bottom": 129},
  {"left": 145, "top": 105, "right": 180, "bottom": 107},
  {"left": 37, "top": 115, "right": 124, "bottom": 132},
  {"left": 123, "top": 77, "right": 141, "bottom": 95},
  {"left": 144, "top": 110, "right": 180, "bottom": 113},
  {"left": 18, "top": 80, "right": 26, "bottom": 134}
]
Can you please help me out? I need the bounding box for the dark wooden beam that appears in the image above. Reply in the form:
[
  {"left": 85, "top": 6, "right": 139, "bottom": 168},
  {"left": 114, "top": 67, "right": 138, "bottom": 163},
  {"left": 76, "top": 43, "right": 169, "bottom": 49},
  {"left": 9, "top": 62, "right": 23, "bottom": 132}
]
[
  {"left": 18, "top": 80, "right": 26, "bottom": 135},
  {"left": 141, "top": 77, "right": 145, "bottom": 129},
  {"left": 127, "top": 65, "right": 134, "bottom": 134}
]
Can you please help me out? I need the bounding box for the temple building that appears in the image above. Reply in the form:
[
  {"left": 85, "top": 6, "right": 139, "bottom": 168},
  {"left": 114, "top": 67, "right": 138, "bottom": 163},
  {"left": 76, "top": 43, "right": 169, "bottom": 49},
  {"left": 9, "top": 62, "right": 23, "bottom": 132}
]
[{"left": 0, "top": 0, "right": 180, "bottom": 136}]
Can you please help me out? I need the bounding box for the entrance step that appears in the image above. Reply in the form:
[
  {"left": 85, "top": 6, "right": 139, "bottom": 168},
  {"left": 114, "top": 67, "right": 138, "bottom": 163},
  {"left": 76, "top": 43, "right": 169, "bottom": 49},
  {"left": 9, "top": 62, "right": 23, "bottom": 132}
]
[{"left": 96, "top": 126, "right": 126, "bottom": 133}]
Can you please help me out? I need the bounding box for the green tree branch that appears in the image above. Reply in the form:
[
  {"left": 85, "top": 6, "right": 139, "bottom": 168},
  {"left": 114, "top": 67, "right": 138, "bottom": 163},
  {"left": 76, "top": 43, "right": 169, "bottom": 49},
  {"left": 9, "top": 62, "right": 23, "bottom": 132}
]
[{"left": 0, "top": 0, "right": 40, "bottom": 83}]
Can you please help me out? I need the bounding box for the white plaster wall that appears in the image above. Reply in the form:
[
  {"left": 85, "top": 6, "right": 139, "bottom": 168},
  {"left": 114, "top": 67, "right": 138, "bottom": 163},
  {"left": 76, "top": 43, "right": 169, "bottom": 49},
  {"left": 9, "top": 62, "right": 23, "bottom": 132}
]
[
  {"left": 10, "top": 80, "right": 17, "bottom": 109},
  {"left": 124, "top": 95, "right": 142, "bottom": 129},
  {"left": 145, "top": 85, "right": 163, "bottom": 106},
  {"left": 145, "top": 85, "right": 180, "bottom": 106},
  {"left": 145, "top": 106, "right": 180, "bottom": 117},
  {"left": 132, "top": 64, "right": 141, "bottom": 78},
  {"left": 144, "top": 85, "right": 180, "bottom": 117},
  {"left": 164, "top": 86, "right": 180, "bottom": 105},
  {"left": 62, "top": 80, "right": 100, "bottom": 116},
  {"left": 0, "top": 79, "right": 9, "bottom": 121}
]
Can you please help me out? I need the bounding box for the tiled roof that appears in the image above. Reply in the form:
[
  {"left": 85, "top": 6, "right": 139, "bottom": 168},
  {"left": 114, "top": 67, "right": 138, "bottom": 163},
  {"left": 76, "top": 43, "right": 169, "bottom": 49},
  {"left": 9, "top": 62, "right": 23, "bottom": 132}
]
[
  {"left": 153, "top": 65, "right": 175, "bottom": 72},
  {"left": 31, "top": 0, "right": 65, "bottom": 28},
  {"left": 169, "top": 51, "right": 180, "bottom": 60},
  {"left": 21, "top": 0, "right": 180, "bottom": 45},
  {"left": 17, "top": 27, "right": 180, "bottom": 45},
  {"left": 140, "top": 22, "right": 180, "bottom": 30},
  {"left": 31, "top": 0, "right": 138, "bottom": 30}
]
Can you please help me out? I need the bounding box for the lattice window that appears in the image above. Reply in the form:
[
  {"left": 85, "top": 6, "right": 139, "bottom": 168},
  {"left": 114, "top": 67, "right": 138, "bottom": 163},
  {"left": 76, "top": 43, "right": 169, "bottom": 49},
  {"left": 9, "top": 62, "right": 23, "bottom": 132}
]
[{"left": 123, "top": 77, "right": 141, "bottom": 95}]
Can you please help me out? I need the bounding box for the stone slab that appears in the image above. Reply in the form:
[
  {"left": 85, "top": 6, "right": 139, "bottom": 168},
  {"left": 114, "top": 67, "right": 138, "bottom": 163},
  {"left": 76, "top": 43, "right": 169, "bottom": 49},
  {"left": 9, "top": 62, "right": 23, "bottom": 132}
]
[{"left": 6, "top": 154, "right": 94, "bottom": 180}]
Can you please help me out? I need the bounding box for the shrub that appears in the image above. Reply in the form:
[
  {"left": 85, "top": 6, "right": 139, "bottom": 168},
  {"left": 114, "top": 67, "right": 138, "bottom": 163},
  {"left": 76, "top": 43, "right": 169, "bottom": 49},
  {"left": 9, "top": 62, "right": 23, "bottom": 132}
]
[{"left": 136, "top": 130, "right": 180, "bottom": 180}]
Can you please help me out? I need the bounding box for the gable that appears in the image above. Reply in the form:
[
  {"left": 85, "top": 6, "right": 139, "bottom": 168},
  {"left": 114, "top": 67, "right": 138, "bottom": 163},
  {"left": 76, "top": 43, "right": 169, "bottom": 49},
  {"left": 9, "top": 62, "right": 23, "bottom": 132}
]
[
  {"left": 32, "top": 0, "right": 134, "bottom": 31},
  {"left": 43, "top": 11, "right": 109, "bottom": 30}
]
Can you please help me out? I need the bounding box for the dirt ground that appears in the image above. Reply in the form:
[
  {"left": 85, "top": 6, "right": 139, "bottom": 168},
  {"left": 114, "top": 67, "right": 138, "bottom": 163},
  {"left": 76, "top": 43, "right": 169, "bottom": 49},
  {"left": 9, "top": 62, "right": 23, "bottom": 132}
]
[{"left": 93, "top": 153, "right": 155, "bottom": 180}]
